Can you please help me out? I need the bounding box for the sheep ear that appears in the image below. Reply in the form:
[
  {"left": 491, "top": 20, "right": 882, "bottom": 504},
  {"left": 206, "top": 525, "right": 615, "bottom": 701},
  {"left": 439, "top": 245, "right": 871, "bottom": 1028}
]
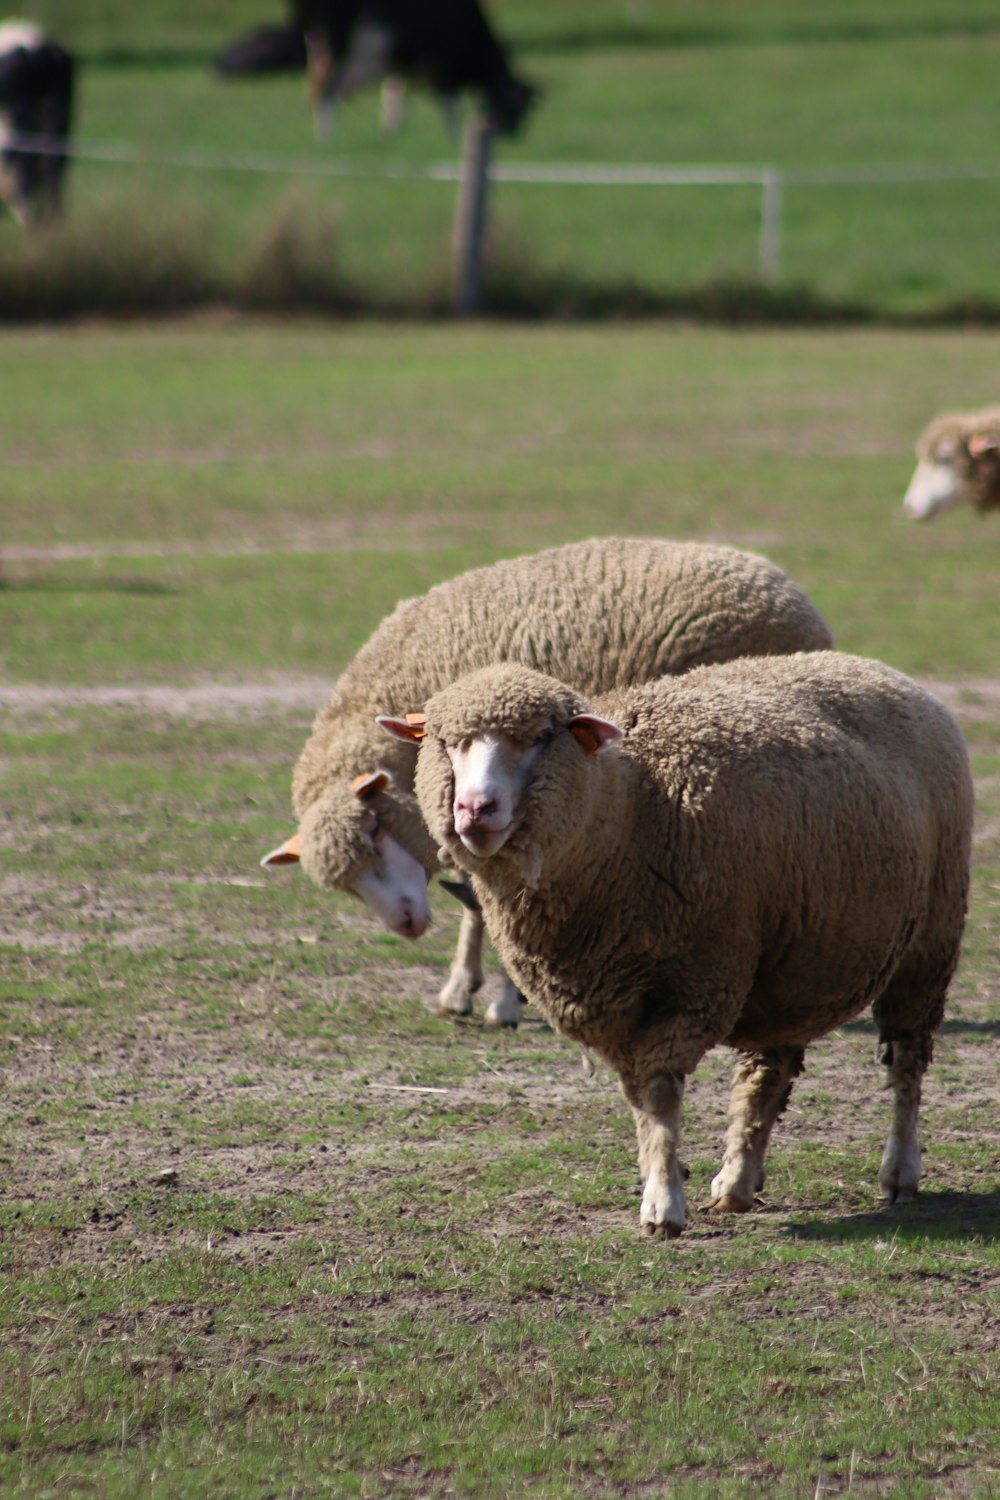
[
  {"left": 351, "top": 770, "right": 391, "bottom": 799},
  {"left": 969, "top": 431, "right": 1000, "bottom": 458},
  {"left": 567, "top": 714, "right": 624, "bottom": 756},
  {"left": 261, "top": 831, "right": 302, "bottom": 868},
  {"left": 376, "top": 713, "right": 426, "bottom": 743}
]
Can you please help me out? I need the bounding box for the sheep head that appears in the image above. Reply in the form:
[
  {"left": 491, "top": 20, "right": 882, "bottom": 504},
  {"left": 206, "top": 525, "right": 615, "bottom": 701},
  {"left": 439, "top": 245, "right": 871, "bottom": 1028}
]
[
  {"left": 380, "top": 666, "right": 623, "bottom": 887},
  {"left": 903, "top": 408, "right": 1000, "bottom": 520},
  {"left": 261, "top": 768, "right": 436, "bottom": 940}
]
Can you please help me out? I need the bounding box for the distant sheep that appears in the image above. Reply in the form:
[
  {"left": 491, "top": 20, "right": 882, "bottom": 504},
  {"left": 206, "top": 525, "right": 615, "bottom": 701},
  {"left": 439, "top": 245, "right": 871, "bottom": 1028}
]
[
  {"left": 903, "top": 407, "right": 1000, "bottom": 521},
  {"left": 263, "top": 538, "right": 833, "bottom": 1027},
  {"left": 386, "top": 655, "right": 972, "bottom": 1235},
  {"left": 0, "top": 20, "right": 74, "bottom": 229}
]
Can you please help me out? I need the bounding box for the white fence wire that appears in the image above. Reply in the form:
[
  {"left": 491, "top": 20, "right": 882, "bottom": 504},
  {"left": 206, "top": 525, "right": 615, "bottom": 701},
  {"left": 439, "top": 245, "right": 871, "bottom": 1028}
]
[{"left": 10, "top": 130, "right": 1000, "bottom": 280}]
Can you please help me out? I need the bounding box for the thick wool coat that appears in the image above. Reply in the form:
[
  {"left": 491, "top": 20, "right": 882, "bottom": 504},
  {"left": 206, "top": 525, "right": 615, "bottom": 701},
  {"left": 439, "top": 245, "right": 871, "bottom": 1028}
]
[
  {"left": 414, "top": 654, "right": 973, "bottom": 1086},
  {"left": 291, "top": 537, "right": 833, "bottom": 891}
]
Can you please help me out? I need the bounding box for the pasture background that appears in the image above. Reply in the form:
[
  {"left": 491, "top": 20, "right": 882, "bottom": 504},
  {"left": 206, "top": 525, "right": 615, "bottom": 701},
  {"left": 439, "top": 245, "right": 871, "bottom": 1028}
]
[
  {"left": 1, "top": 322, "right": 999, "bottom": 1497},
  {"left": 1, "top": 0, "right": 999, "bottom": 1494},
  {"left": 4, "top": 0, "right": 1000, "bottom": 315}
]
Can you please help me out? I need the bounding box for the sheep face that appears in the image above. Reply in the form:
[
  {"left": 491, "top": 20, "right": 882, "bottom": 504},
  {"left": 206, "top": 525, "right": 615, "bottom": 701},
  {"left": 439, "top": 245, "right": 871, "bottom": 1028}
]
[
  {"left": 263, "top": 772, "right": 435, "bottom": 940},
  {"left": 383, "top": 667, "right": 623, "bottom": 880},
  {"left": 445, "top": 730, "right": 547, "bottom": 857},
  {"left": 904, "top": 410, "right": 1000, "bottom": 519}
]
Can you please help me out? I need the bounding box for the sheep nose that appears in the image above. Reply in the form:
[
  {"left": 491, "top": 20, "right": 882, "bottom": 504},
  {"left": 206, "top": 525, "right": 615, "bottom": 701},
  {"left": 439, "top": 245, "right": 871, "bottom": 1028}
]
[
  {"left": 455, "top": 793, "right": 499, "bottom": 829},
  {"left": 394, "top": 900, "right": 426, "bottom": 940}
]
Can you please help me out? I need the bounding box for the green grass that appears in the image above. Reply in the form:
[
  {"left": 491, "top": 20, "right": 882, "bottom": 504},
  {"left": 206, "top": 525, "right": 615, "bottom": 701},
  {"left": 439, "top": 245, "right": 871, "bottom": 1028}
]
[
  {"left": 3, "top": 1, "right": 1000, "bottom": 317},
  {"left": 3, "top": 323, "right": 1000, "bottom": 680},
  {"left": 1, "top": 315, "right": 999, "bottom": 1497}
]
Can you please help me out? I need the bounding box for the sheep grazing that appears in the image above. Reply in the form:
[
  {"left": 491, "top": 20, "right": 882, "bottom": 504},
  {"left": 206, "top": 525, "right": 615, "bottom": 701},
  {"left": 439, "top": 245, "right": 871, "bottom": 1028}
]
[
  {"left": 262, "top": 538, "right": 833, "bottom": 1027},
  {"left": 903, "top": 407, "right": 1000, "bottom": 520},
  {"left": 384, "top": 655, "right": 972, "bottom": 1235},
  {"left": 0, "top": 21, "right": 74, "bottom": 229}
]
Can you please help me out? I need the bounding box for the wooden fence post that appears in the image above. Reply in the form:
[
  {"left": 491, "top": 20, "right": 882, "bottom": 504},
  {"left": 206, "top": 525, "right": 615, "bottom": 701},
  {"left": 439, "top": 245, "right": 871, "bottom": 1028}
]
[
  {"left": 453, "top": 118, "right": 494, "bottom": 315},
  {"left": 759, "top": 168, "right": 783, "bottom": 280}
]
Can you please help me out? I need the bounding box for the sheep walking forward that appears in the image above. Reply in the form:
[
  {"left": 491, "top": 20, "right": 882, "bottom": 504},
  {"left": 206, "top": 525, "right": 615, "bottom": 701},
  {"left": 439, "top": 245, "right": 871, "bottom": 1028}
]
[
  {"left": 264, "top": 538, "right": 832, "bottom": 1027},
  {"left": 903, "top": 407, "right": 1000, "bottom": 520},
  {"left": 384, "top": 654, "right": 972, "bottom": 1235}
]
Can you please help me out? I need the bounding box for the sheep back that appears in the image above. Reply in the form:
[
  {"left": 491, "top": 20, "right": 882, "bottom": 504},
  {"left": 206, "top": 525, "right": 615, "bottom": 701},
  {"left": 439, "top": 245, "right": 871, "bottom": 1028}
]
[{"left": 293, "top": 537, "right": 832, "bottom": 824}]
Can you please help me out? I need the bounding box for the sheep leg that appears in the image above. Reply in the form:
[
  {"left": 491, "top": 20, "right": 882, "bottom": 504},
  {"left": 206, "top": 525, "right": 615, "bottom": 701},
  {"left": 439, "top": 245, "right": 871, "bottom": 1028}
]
[
  {"left": 877, "top": 1035, "right": 928, "bottom": 1203},
  {"left": 627, "top": 1072, "right": 687, "bottom": 1238},
  {"left": 484, "top": 976, "right": 523, "bottom": 1030},
  {"left": 711, "top": 1046, "right": 805, "bottom": 1212},
  {"left": 436, "top": 905, "right": 485, "bottom": 1015}
]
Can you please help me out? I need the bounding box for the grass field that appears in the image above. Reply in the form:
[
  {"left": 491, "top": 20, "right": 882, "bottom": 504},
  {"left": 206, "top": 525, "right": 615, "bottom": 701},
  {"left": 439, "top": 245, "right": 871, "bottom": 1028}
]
[
  {"left": 4, "top": 0, "right": 1000, "bottom": 317},
  {"left": 1, "top": 319, "right": 998, "bottom": 1497}
]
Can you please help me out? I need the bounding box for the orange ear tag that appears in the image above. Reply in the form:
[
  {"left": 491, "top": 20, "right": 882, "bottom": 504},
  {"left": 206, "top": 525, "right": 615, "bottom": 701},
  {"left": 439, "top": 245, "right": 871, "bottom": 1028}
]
[
  {"left": 404, "top": 713, "right": 427, "bottom": 740},
  {"left": 260, "top": 832, "right": 302, "bottom": 867}
]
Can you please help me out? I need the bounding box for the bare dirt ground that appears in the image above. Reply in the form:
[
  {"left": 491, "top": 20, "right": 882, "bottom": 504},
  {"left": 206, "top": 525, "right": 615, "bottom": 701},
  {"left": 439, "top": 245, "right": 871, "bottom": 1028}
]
[
  {"left": 2, "top": 673, "right": 998, "bottom": 1496},
  {"left": 4, "top": 672, "right": 998, "bottom": 1213}
]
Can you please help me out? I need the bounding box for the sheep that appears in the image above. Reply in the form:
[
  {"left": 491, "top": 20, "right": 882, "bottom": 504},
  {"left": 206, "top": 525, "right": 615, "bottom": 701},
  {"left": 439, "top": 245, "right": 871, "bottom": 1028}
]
[
  {"left": 903, "top": 407, "right": 1000, "bottom": 520},
  {"left": 262, "top": 538, "right": 834, "bottom": 1028},
  {"left": 382, "top": 654, "right": 972, "bottom": 1236}
]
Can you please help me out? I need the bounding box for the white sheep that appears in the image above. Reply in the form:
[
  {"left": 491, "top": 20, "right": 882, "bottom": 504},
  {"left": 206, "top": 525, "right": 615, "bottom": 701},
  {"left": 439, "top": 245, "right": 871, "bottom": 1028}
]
[
  {"left": 383, "top": 654, "right": 972, "bottom": 1235},
  {"left": 263, "top": 538, "right": 833, "bottom": 1028},
  {"left": 903, "top": 407, "right": 1000, "bottom": 520}
]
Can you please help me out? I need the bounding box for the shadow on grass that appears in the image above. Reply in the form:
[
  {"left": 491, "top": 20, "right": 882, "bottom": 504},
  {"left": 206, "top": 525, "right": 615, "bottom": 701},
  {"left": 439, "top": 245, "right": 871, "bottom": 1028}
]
[
  {"left": 785, "top": 1189, "right": 1000, "bottom": 1246},
  {"left": 4, "top": 200, "right": 1000, "bottom": 327},
  {"left": 521, "top": 13, "right": 1000, "bottom": 57},
  {"left": 842, "top": 1017, "right": 1000, "bottom": 1040},
  {"left": 78, "top": 12, "right": 1000, "bottom": 70},
  {"left": 0, "top": 576, "right": 179, "bottom": 596}
]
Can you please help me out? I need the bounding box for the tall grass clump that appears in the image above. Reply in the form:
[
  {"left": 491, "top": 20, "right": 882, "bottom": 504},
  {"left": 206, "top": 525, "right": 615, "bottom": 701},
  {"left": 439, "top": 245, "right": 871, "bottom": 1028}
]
[
  {"left": 237, "top": 192, "right": 365, "bottom": 316},
  {"left": 0, "top": 186, "right": 224, "bottom": 320}
]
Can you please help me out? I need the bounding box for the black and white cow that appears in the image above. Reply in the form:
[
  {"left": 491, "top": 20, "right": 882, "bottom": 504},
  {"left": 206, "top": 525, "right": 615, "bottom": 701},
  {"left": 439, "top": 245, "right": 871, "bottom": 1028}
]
[
  {"left": 301, "top": 0, "right": 536, "bottom": 136},
  {"left": 213, "top": 21, "right": 308, "bottom": 78},
  {"left": 0, "top": 20, "right": 74, "bottom": 228}
]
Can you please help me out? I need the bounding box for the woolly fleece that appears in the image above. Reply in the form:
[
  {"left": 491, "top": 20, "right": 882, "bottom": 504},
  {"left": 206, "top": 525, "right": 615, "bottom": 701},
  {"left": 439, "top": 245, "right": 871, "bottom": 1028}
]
[
  {"left": 292, "top": 537, "right": 833, "bottom": 897},
  {"left": 916, "top": 406, "right": 1000, "bottom": 513},
  {"left": 413, "top": 654, "right": 973, "bottom": 1222}
]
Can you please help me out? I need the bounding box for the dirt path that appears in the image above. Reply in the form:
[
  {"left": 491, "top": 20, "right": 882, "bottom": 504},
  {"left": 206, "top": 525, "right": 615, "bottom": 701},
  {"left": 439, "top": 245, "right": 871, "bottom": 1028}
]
[{"left": 3, "top": 674, "right": 1000, "bottom": 720}]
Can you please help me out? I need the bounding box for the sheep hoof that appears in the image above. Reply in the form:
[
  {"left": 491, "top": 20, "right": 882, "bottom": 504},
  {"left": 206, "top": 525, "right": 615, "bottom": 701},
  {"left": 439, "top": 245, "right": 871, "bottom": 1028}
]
[
  {"left": 434, "top": 999, "right": 473, "bottom": 1018},
  {"left": 484, "top": 1014, "right": 518, "bottom": 1031},
  {"left": 709, "top": 1192, "right": 755, "bottom": 1214},
  {"left": 880, "top": 1182, "right": 918, "bottom": 1206},
  {"left": 642, "top": 1220, "right": 684, "bottom": 1239}
]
